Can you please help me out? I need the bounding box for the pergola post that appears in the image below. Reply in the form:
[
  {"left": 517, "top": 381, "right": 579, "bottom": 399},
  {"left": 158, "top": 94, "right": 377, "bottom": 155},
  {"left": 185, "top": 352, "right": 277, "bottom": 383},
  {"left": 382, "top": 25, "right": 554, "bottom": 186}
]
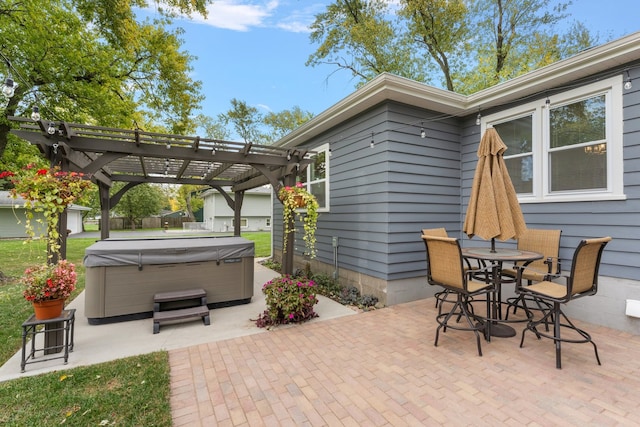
[
  {"left": 98, "top": 182, "right": 111, "bottom": 240},
  {"left": 233, "top": 191, "right": 244, "bottom": 236}
]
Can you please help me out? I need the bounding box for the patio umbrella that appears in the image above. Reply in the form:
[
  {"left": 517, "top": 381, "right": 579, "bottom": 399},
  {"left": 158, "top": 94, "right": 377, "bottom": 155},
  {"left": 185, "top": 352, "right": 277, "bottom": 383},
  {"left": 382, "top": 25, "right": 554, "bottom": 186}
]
[{"left": 463, "top": 127, "right": 526, "bottom": 252}]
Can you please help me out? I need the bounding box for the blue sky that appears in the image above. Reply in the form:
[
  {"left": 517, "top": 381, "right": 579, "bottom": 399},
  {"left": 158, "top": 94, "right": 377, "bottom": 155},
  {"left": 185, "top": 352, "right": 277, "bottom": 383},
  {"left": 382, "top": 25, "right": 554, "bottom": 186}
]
[{"left": 149, "top": 0, "right": 639, "bottom": 136}]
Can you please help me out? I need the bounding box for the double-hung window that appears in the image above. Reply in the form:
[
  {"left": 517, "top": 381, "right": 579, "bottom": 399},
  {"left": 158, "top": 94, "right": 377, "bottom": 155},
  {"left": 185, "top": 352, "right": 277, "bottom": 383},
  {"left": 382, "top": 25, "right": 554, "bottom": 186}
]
[
  {"left": 485, "top": 75, "right": 624, "bottom": 202},
  {"left": 300, "top": 143, "right": 329, "bottom": 210}
]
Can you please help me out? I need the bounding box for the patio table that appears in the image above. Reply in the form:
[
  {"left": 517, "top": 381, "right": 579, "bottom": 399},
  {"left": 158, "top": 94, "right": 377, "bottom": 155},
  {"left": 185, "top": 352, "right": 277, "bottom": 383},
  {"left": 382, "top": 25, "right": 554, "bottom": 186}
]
[{"left": 461, "top": 247, "right": 543, "bottom": 338}]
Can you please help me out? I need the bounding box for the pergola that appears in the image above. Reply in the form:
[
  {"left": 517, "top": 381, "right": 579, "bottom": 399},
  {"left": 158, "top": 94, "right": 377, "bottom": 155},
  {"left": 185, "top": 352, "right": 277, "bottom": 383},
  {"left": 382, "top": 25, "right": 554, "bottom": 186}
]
[{"left": 9, "top": 116, "right": 313, "bottom": 275}]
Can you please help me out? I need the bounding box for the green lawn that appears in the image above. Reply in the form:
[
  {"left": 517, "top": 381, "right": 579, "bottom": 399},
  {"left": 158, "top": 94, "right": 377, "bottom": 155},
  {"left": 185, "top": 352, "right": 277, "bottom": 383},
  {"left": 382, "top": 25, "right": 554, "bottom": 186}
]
[{"left": 0, "top": 231, "right": 271, "bottom": 425}]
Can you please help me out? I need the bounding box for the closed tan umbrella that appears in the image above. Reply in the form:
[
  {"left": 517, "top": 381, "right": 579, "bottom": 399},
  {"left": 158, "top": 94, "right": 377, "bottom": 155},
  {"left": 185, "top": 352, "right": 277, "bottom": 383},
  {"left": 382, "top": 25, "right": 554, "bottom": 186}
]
[{"left": 463, "top": 127, "right": 526, "bottom": 251}]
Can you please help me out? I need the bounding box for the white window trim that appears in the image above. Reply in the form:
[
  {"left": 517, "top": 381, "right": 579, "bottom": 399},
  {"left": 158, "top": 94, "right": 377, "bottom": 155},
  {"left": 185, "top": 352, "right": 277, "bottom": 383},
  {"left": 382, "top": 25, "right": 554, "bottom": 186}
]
[
  {"left": 306, "top": 143, "right": 330, "bottom": 212},
  {"left": 483, "top": 75, "right": 625, "bottom": 203}
]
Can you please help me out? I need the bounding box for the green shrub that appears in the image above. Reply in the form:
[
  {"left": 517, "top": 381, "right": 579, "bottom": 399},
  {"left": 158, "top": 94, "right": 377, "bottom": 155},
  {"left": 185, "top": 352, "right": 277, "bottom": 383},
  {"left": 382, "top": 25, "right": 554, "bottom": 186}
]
[
  {"left": 260, "top": 258, "right": 281, "bottom": 272},
  {"left": 311, "top": 272, "right": 342, "bottom": 296},
  {"left": 255, "top": 275, "right": 319, "bottom": 328},
  {"left": 312, "top": 273, "right": 379, "bottom": 309}
]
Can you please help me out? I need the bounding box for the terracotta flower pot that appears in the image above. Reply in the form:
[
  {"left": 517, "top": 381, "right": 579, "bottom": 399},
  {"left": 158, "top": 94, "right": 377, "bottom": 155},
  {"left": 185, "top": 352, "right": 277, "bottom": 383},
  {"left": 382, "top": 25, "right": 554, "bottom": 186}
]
[{"left": 32, "top": 299, "right": 65, "bottom": 320}]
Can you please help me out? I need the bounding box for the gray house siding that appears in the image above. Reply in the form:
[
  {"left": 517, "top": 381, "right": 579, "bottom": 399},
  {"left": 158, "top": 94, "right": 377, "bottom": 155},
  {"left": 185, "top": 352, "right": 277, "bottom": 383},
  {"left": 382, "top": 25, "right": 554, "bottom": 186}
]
[{"left": 274, "top": 102, "right": 462, "bottom": 301}]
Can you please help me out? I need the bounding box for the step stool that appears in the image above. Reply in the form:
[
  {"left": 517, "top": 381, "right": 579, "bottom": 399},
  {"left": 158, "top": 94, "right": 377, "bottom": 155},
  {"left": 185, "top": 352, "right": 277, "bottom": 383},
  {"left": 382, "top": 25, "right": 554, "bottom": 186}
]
[{"left": 153, "top": 288, "right": 210, "bottom": 334}]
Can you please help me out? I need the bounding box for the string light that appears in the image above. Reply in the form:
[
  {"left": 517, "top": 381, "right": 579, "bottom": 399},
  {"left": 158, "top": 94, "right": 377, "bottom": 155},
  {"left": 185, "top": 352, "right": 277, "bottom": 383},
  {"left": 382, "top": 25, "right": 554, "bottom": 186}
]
[
  {"left": 370, "top": 132, "right": 374, "bottom": 148},
  {"left": 2, "top": 77, "right": 16, "bottom": 98},
  {"left": 625, "top": 70, "right": 633, "bottom": 90},
  {"left": 30, "top": 106, "right": 40, "bottom": 121},
  {"left": 545, "top": 97, "right": 551, "bottom": 108},
  {"left": 475, "top": 112, "right": 481, "bottom": 126},
  {"left": 420, "top": 122, "right": 426, "bottom": 138},
  {"left": 47, "top": 122, "right": 56, "bottom": 135}
]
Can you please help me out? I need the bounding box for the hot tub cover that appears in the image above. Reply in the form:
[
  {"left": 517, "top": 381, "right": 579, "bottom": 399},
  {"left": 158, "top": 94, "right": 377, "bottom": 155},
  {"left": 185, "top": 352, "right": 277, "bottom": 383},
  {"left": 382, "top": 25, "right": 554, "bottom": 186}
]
[{"left": 83, "top": 236, "right": 254, "bottom": 268}]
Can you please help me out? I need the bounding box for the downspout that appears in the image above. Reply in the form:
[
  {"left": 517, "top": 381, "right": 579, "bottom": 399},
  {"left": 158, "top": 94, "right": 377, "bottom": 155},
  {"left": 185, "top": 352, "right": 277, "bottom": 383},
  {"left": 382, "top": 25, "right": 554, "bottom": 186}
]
[{"left": 332, "top": 236, "right": 339, "bottom": 280}]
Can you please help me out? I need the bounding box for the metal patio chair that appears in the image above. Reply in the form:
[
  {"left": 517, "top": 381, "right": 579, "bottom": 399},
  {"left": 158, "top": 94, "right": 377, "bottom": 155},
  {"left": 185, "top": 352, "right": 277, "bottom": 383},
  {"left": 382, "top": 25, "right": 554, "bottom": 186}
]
[
  {"left": 421, "top": 228, "right": 482, "bottom": 313},
  {"left": 516, "top": 236, "right": 612, "bottom": 369},
  {"left": 502, "top": 229, "right": 562, "bottom": 320},
  {"left": 422, "top": 235, "right": 493, "bottom": 356}
]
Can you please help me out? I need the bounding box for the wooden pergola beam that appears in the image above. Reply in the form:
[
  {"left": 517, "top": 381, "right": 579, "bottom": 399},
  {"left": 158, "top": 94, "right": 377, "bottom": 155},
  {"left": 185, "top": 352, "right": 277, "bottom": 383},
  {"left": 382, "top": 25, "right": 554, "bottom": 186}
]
[{"left": 9, "top": 117, "right": 314, "bottom": 275}]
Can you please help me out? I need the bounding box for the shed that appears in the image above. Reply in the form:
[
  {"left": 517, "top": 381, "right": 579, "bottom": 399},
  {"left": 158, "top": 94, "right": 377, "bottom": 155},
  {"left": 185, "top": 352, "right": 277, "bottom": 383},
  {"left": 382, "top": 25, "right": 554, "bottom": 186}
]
[{"left": 0, "top": 190, "right": 90, "bottom": 238}]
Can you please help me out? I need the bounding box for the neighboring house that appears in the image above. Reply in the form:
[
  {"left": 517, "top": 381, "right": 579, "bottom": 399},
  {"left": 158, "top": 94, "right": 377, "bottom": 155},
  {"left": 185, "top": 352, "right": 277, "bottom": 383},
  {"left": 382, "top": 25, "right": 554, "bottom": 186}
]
[
  {"left": 274, "top": 32, "right": 640, "bottom": 334},
  {"left": 202, "top": 186, "right": 272, "bottom": 232},
  {"left": 0, "top": 191, "right": 90, "bottom": 237}
]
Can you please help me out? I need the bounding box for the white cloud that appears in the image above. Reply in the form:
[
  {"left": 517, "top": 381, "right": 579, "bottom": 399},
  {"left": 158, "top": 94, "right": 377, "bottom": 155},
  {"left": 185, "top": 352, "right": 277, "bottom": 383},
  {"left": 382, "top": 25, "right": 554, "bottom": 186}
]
[
  {"left": 188, "top": 1, "right": 330, "bottom": 33},
  {"left": 273, "top": 2, "right": 327, "bottom": 34},
  {"left": 191, "top": 1, "right": 280, "bottom": 31}
]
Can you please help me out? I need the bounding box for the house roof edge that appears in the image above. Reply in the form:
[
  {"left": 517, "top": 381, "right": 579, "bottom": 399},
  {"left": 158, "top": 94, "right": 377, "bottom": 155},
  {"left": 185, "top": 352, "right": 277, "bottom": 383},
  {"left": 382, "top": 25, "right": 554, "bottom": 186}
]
[{"left": 278, "top": 31, "right": 640, "bottom": 148}]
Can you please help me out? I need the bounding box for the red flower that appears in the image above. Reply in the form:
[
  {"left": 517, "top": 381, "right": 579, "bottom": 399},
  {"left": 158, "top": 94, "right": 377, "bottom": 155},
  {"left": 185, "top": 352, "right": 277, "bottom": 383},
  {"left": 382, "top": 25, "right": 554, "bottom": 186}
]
[{"left": 36, "top": 168, "right": 48, "bottom": 175}]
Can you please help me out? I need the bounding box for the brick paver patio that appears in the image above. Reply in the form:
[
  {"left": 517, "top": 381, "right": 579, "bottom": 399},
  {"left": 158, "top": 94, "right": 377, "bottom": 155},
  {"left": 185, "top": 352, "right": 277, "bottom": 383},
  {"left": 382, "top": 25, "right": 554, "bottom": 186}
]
[{"left": 169, "top": 298, "right": 640, "bottom": 426}]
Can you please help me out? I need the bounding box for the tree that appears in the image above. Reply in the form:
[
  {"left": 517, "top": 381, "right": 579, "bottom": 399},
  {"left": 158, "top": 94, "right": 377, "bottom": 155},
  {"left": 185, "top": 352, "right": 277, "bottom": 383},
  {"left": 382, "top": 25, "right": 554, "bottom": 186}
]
[
  {"left": 307, "top": 0, "right": 426, "bottom": 84},
  {"left": 194, "top": 114, "right": 232, "bottom": 140},
  {"left": 0, "top": 0, "right": 211, "bottom": 160},
  {"left": 456, "top": 0, "right": 594, "bottom": 93},
  {"left": 400, "top": 0, "right": 471, "bottom": 91},
  {"left": 112, "top": 183, "right": 166, "bottom": 230},
  {"left": 263, "top": 106, "right": 315, "bottom": 143},
  {"left": 218, "top": 99, "right": 263, "bottom": 143},
  {"left": 308, "top": 0, "right": 597, "bottom": 94},
  {"left": 176, "top": 185, "right": 205, "bottom": 221}
]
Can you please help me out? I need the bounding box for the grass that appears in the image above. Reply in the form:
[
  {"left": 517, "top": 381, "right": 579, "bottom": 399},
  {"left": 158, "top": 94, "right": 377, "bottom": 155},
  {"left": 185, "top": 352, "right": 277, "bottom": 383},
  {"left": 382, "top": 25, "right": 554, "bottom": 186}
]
[
  {"left": 0, "top": 352, "right": 171, "bottom": 426},
  {"left": 0, "top": 230, "right": 272, "bottom": 425}
]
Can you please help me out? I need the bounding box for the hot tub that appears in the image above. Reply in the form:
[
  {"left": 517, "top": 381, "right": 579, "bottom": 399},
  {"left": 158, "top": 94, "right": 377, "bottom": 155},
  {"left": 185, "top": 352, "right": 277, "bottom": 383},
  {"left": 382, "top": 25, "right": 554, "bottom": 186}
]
[{"left": 83, "top": 236, "right": 254, "bottom": 324}]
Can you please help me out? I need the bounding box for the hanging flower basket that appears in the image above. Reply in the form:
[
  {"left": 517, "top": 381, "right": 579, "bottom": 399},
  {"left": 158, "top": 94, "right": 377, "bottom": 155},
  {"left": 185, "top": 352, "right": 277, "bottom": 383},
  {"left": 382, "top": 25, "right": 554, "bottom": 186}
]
[
  {"left": 0, "top": 165, "right": 92, "bottom": 259},
  {"left": 278, "top": 183, "right": 319, "bottom": 258}
]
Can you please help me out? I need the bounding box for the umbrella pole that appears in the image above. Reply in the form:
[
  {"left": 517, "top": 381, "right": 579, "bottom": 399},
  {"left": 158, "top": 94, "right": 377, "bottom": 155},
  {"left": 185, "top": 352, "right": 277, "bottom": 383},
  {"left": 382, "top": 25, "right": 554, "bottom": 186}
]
[{"left": 491, "top": 238, "right": 496, "bottom": 253}]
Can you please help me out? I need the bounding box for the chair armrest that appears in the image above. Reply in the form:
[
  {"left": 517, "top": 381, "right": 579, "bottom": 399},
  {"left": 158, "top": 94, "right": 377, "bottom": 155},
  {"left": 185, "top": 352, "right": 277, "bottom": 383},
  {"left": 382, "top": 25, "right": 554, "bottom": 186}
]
[
  {"left": 544, "top": 256, "right": 562, "bottom": 279},
  {"left": 465, "top": 263, "right": 494, "bottom": 284},
  {"left": 514, "top": 263, "right": 568, "bottom": 291},
  {"left": 464, "top": 257, "right": 487, "bottom": 270}
]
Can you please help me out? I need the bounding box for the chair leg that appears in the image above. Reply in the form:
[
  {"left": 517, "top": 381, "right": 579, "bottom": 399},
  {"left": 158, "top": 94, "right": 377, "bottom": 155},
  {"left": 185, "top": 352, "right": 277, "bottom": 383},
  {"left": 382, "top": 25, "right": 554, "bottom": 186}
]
[
  {"left": 520, "top": 307, "right": 553, "bottom": 347},
  {"left": 557, "top": 308, "right": 601, "bottom": 367},
  {"left": 554, "top": 304, "right": 562, "bottom": 369},
  {"left": 434, "top": 293, "right": 484, "bottom": 357},
  {"left": 435, "top": 298, "right": 460, "bottom": 347},
  {"left": 521, "top": 301, "right": 600, "bottom": 369}
]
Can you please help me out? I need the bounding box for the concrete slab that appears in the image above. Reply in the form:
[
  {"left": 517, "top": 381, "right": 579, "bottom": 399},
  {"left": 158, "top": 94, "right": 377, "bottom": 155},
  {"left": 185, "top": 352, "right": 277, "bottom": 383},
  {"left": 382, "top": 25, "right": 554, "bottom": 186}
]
[{"left": 0, "top": 260, "right": 356, "bottom": 382}]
